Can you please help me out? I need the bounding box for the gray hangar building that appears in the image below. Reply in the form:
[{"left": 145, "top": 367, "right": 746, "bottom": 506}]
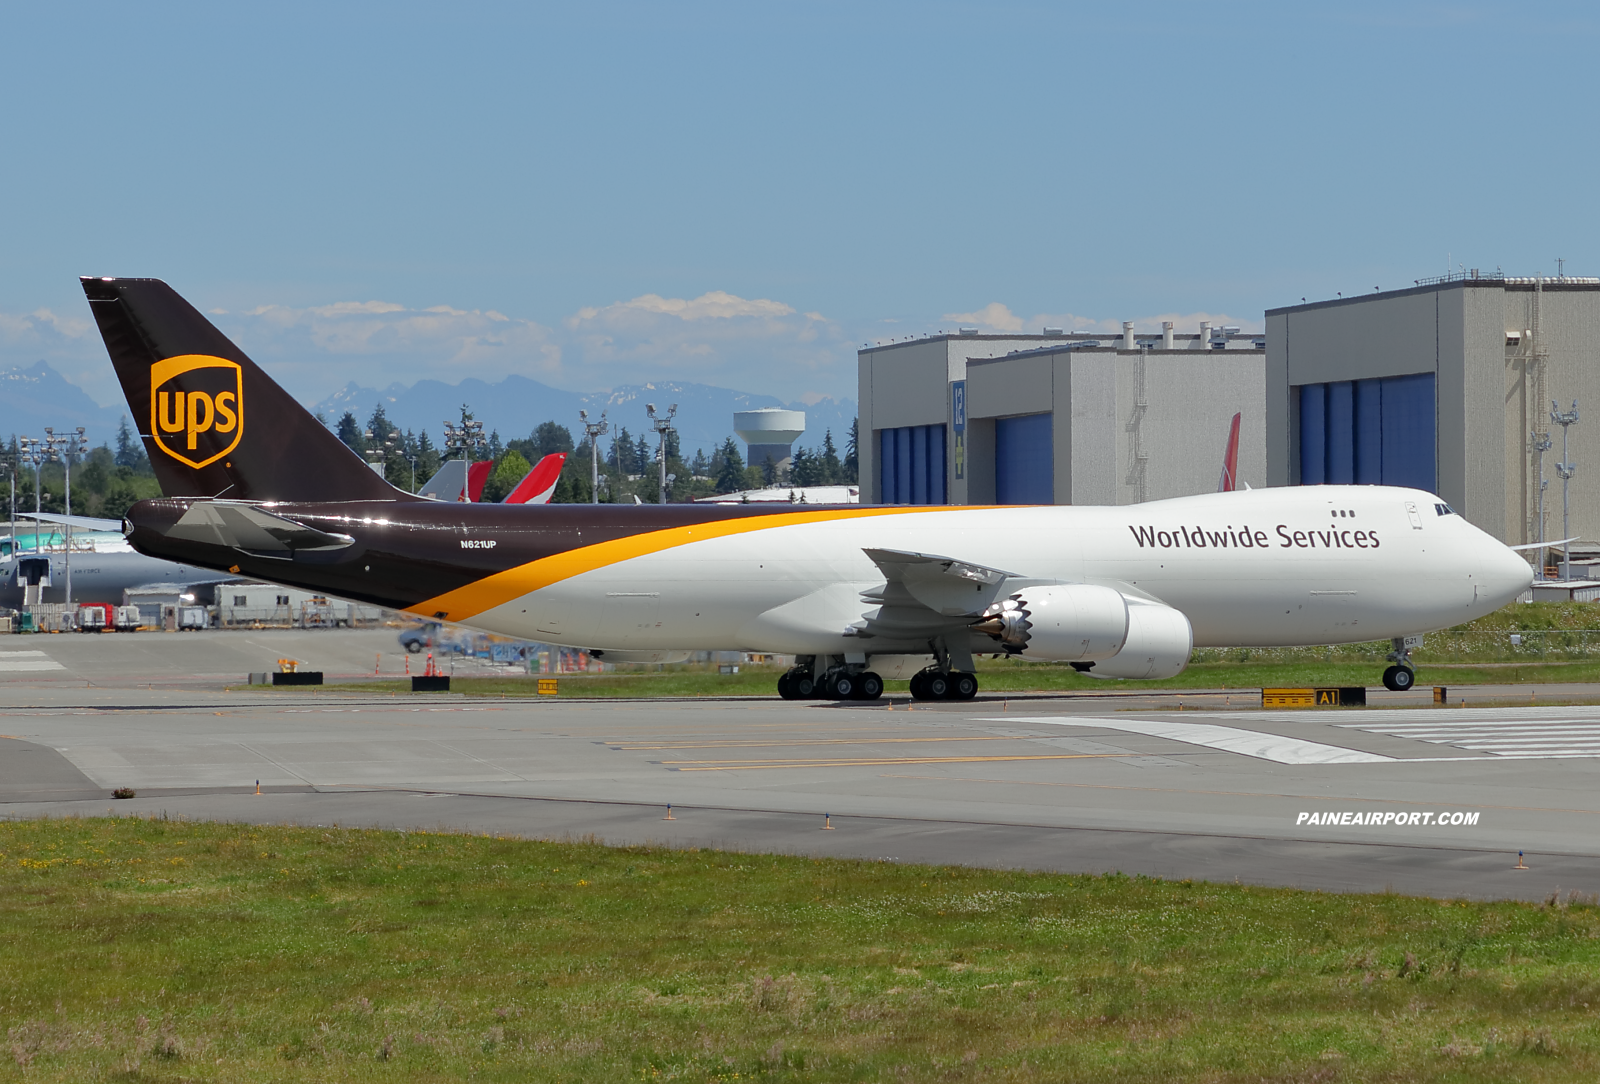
[
  {"left": 1268, "top": 272, "right": 1600, "bottom": 547},
  {"left": 857, "top": 322, "right": 1269, "bottom": 507},
  {"left": 860, "top": 272, "right": 1600, "bottom": 556}
]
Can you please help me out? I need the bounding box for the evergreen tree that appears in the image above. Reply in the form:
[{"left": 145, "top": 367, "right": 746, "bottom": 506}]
[
  {"left": 609, "top": 427, "right": 632, "bottom": 473},
  {"left": 336, "top": 412, "right": 364, "bottom": 453},
  {"left": 690, "top": 448, "right": 710, "bottom": 478},
  {"left": 844, "top": 418, "right": 859, "bottom": 483},
  {"left": 636, "top": 433, "right": 653, "bottom": 475},
  {"left": 760, "top": 454, "right": 777, "bottom": 487},
  {"left": 414, "top": 429, "right": 441, "bottom": 488},
  {"left": 714, "top": 437, "right": 746, "bottom": 493},
  {"left": 486, "top": 429, "right": 504, "bottom": 462},
  {"left": 533, "top": 421, "right": 574, "bottom": 458},
  {"left": 481, "top": 449, "right": 532, "bottom": 502},
  {"left": 365, "top": 405, "right": 396, "bottom": 445},
  {"left": 790, "top": 445, "right": 817, "bottom": 487},
  {"left": 821, "top": 429, "right": 841, "bottom": 485},
  {"left": 113, "top": 416, "right": 150, "bottom": 473}
]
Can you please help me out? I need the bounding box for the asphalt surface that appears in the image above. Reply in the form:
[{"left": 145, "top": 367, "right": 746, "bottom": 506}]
[{"left": 3, "top": 629, "right": 1600, "bottom": 902}]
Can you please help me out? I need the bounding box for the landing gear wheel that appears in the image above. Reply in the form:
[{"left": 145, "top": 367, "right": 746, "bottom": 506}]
[
  {"left": 794, "top": 673, "right": 818, "bottom": 698},
  {"left": 830, "top": 672, "right": 858, "bottom": 700},
  {"left": 925, "top": 671, "right": 952, "bottom": 700},
  {"left": 1382, "top": 665, "right": 1416, "bottom": 692},
  {"left": 951, "top": 671, "right": 978, "bottom": 700},
  {"left": 909, "top": 671, "right": 932, "bottom": 700},
  {"left": 777, "top": 672, "right": 799, "bottom": 700},
  {"left": 857, "top": 672, "right": 883, "bottom": 701}
]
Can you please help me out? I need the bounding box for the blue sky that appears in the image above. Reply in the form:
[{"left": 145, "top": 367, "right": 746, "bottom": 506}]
[{"left": 3, "top": 2, "right": 1598, "bottom": 409}]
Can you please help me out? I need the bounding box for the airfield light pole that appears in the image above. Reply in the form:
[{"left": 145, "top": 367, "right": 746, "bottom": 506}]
[
  {"left": 646, "top": 403, "right": 678, "bottom": 504},
  {"left": 19, "top": 436, "right": 45, "bottom": 554},
  {"left": 1533, "top": 429, "right": 1553, "bottom": 579},
  {"left": 2, "top": 443, "right": 16, "bottom": 563},
  {"left": 53, "top": 428, "right": 87, "bottom": 608},
  {"left": 1553, "top": 400, "right": 1580, "bottom": 581},
  {"left": 363, "top": 428, "right": 398, "bottom": 481},
  {"left": 579, "top": 409, "right": 608, "bottom": 505}
]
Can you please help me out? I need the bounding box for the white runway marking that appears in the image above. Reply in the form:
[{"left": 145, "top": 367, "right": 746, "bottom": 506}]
[
  {"left": 0, "top": 651, "right": 64, "bottom": 672},
  {"left": 1336, "top": 707, "right": 1600, "bottom": 758},
  {"left": 983, "top": 717, "right": 1395, "bottom": 765}
]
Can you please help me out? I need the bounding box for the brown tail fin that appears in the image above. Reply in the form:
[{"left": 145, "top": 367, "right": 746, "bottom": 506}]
[{"left": 80, "top": 277, "right": 404, "bottom": 503}]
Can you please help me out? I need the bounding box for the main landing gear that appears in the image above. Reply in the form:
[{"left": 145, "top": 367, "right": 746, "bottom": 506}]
[
  {"left": 909, "top": 668, "right": 978, "bottom": 701},
  {"left": 1382, "top": 636, "right": 1417, "bottom": 692},
  {"left": 778, "top": 665, "right": 884, "bottom": 701}
]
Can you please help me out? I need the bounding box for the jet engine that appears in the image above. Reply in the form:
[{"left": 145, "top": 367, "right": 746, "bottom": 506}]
[
  {"left": 1089, "top": 599, "right": 1193, "bottom": 679},
  {"left": 971, "top": 584, "right": 1129, "bottom": 662}
]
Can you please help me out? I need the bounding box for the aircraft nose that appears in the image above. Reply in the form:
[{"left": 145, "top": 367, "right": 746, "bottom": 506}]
[{"left": 1483, "top": 541, "right": 1535, "bottom": 606}]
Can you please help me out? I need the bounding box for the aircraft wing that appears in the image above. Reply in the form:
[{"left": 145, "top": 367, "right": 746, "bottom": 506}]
[
  {"left": 164, "top": 502, "right": 355, "bottom": 559},
  {"left": 860, "top": 548, "right": 1020, "bottom": 617},
  {"left": 15, "top": 511, "right": 125, "bottom": 532}
]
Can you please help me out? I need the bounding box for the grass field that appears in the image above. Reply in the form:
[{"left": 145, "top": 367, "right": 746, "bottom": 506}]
[
  {"left": 233, "top": 602, "right": 1600, "bottom": 697},
  {"left": 309, "top": 655, "right": 1600, "bottom": 699},
  {"left": 7, "top": 817, "right": 1600, "bottom": 1082}
]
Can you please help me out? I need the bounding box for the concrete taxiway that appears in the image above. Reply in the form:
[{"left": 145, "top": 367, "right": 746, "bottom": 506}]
[{"left": 3, "top": 631, "right": 1600, "bottom": 902}]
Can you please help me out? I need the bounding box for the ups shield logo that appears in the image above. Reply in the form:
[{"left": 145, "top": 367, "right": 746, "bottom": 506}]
[{"left": 150, "top": 354, "right": 243, "bottom": 469}]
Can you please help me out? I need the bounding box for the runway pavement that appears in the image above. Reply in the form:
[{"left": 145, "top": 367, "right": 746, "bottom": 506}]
[{"left": 4, "top": 632, "right": 1600, "bottom": 901}]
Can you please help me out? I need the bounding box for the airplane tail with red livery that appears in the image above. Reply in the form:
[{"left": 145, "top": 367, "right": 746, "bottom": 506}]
[
  {"left": 1216, "top": 412, "right": 1242, "bottom": 493},
  {"left": 504, "top": 453, "right": 567, "bottom": 504}
]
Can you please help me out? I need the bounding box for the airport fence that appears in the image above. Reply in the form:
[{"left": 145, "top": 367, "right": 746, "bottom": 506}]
[{"left": 1190, "top": 629, "right": 1600, "bottom": 666}]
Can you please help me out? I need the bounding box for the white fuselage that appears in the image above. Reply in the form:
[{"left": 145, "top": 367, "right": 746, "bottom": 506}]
[{"left": 452, "top": 486, "right": 1533, "bottom": 658}]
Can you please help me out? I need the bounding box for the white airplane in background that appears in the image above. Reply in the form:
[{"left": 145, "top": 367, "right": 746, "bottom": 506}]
[{"left": 84, "top": 277, "right": 1534, "bottom": 701}]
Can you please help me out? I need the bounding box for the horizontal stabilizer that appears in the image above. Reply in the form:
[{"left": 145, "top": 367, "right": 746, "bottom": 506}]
[
  {"left": 164, "top": 502, "right": 354, "bottom": 558},
  {"left": 14, "top": 511, "right": 125, "bottom": 532}
]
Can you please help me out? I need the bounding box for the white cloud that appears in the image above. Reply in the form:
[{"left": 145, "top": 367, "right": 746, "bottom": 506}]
[
  {"left": 942, "top": 302, "right": 1026, "bottom": 333},
  {"left": 561, "top": 290, "right": 852, "bottom": 395},
  {"left": 209, "top": 301, "right": 564, "bottom": 400}
]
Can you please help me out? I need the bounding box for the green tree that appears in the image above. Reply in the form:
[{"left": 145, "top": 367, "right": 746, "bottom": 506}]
[
  {"left": 336, "top": 412, "right": 364, "bottom": 453},
  {"left": 844, "top": 418, "right": 859, "bottom": 483},
  {"left": 760, "top": 454, "right": 778, "bottom": 487},
  {"left": 790, "top": 445, "right": 818, "bottom": 487},
  {"left": 821, "top": 429, "right": 841, "bottom": 485},
  {"left": 113, "top": 416, "right": 150, "bottom": 474},
  {"left": 714, "top": 437, "right": 746, "bottom": 494},
  {"left": 481, "top": 450, "right": 532, "bottom": 502}
]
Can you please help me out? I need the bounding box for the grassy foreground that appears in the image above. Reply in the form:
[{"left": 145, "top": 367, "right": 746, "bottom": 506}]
[{"left": 6, "top": 818, "right": 1600, "bottom": 1082}]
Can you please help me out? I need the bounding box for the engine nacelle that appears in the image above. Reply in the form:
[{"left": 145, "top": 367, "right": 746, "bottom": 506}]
[
  {"left": 971, "top": 584, "right": 1129, "bottom": 662},
  {"left": 1090, "top": 599, "right": 1193, "bottom": 679}
]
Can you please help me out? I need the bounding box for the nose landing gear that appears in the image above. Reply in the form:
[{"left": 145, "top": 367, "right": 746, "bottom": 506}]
[{"left": 1382, "top": 636, "right": 1418, "bottom": 692}]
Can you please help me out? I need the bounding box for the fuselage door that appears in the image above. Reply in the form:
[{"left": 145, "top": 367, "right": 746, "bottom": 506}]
[
  {"left": 17, "top": 557, "right": 51, "bottom": 586},
  {"left": 1404, "top": 501, "right": 1424, "bottom": 529}
]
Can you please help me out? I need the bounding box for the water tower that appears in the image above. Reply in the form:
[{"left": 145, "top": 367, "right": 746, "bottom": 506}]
[{"left": 734, "top": 409, "right": 806, "bottom": 475}]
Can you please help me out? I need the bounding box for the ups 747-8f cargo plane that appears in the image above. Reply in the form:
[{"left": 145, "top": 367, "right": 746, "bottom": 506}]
[{"left": 83, "top": 277, "right": 1533, "bottom": 700}]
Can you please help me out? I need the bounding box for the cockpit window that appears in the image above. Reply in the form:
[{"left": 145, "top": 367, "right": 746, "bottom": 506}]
[{"left": 1434, "top": 502, "right": 1457, "bottom": 516}]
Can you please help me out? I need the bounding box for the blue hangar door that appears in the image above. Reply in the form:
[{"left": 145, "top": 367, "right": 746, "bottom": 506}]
[
  {"left": 878, "top": 424, "right": 947, "bottom": 504},
  {"left": 1298, "top": 373, "right": 1435, "bottom": 492},
  {"left": 995, "top": 413, "right": 1054, "bottom": 504}
]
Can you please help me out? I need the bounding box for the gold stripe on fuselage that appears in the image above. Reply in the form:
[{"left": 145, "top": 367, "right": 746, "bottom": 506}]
[{"left": 407, "top": 504, "right": 952, "bottom": 622}]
